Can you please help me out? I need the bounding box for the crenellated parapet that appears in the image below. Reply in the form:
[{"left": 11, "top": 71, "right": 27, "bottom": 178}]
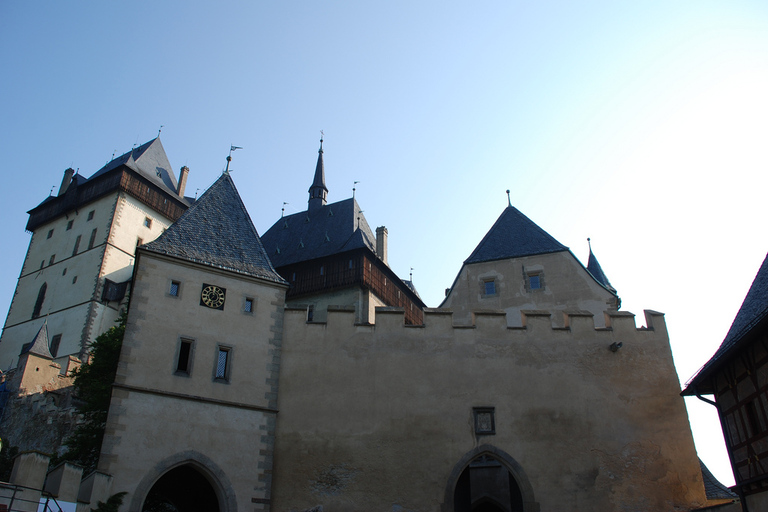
[{"left": 286, "top": 304, "right": 667, "bottom": 339}]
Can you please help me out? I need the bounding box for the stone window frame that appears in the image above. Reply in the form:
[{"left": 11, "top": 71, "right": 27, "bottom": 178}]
[
  {"left": 523, "top": 267, "right": 545, "bottom": 292},
  {"left": 168, "top": 279, "right": 182, "bottom": 298},
  {"left": 174, "top": 337, "right": 195, "bottom": 376},
  {"left": 213, "top": 345, "right": 233, "bottom": 383},
  {"left": 473, "top": 406, "right": 496, "bottom": 435},
  {"left": 244, "top": 296, "right": 255, "bottom": 315}
]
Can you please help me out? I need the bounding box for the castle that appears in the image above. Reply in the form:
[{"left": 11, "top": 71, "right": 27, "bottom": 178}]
[{"left": 0, "top": 138, "right": 728, "bottom": 511}]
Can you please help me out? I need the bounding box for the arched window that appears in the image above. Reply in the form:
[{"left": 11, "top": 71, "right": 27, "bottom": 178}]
[{"left": 32, "top": 282, "right": 47, "bottom": 318}]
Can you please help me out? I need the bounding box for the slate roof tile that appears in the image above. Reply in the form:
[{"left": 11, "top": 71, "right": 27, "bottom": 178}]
[
  {"left": 143, "top": 173, "right": 285, "bottom": 284},
  {"left": 21, "top": 322, "right": 52, "bottom": 359},
  {"left": 261, "top": 198, "right": 376, "bottom": 267},
  {"left": 465, "top": 206, "right": 568, "bottom": 264},
  {"left": 685, "top": 252, "right": 768, "bottom": 390}
]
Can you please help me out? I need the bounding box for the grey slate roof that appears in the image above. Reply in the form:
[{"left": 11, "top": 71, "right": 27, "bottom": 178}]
[
  {"left": 20, "top": 322, "right": 52, "bottom": 359},
  {"left": 89, "top": 138, "right": 183, "bottom": 200},
  {"left": 260, "top": 198, "right": 376, "bottom": 268},
  {"left": 310, "top": 143, "right": 328, "bottom": 194},
  {"left": 685, "top": 252, "right": 768, "bottom": 390},
  {"left": 465, "top": 206, "right": 568, "bottom": 264},
  {"left": 587, "top": 248, "right": 616, "bottom": 293},
  {"left": 699, "top": 459, "right": 738, "bottom": 500},
  {"left": 143, "top": 173, "right": 285, "bottom": 284}
]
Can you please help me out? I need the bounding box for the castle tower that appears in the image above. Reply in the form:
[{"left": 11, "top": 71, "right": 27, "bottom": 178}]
[
  {"left": 0, "top": 139, "right": 191, "bottom": 369},
  {"left": 261, "top": 141, "right": 424, "bottom": 324},
  {"left": 99, "top": 172, "right": 288, "bottom": 511}
]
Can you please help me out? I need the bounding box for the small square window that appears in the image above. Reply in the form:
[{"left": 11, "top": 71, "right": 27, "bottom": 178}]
[
  {"left": 169, "top": 280, "right": 180, "bottom": 297},
  {"left": 88, "top": 228, "right": 97, "bottom": 249},
  {"left": 50, "top": 334, "right": 62, "bottom": 358},
  {"left": 529, "top": 274, "right": 541, "bottom": 290},
  {"left": 473, "top": 407, "right": 496, "bottom": 435},
  {"left": 484, "top": 280, "right": 496, "bottom": 295},
  {"left": 176, "top": 338, "right": 194, "bottom": 375},
  {"left": 215, "top": 347, "right": 231, "bottom": 381},
  {"left": 47, "top": 229, "right": 54, "bottom": 239},
  {"left": 244, "top": 298, "right": 254, "bottom": 313},
  {"left": 66, "top": 220, "right": 73, "bottom": 231},
  {"left": 87, "top": 210, "right": 94, "bottom": 221},
  {"left": 144, "top": 217, "right": 152, "bottom": 228}
]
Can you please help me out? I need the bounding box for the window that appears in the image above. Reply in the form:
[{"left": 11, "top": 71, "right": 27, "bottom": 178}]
[
  {"left": 136, "top": 238, "right": 143, "bottom": 251},
  {"left": 32, "top": 283, "right": 47, "bottom": 318},
  {"left": 62, "top": 268, "right": 67, "bottom": 276},
  {"left": 244, "top": 298, "right": 254, "bottom": 313},
  {"left": 144, "top": 217, "right": 152, "bottom": 228},
  {"left": 49, "top": 254, "right": 55, "bottom": 265},
  {"left": 214, "top": 346, "right": 231, "bottom": 381},
  {"left": 66, "top": 220, "right": 73, "bottom": 231},
  {"left": 87, "top": 210, "right": 94, "bottom": 221},
  {"left": 473, "top": 407, "right": 496, "bottom": 435},
  {"left": 50, "top": 334, "right": 62, "bottom": 358},
  {"left": 72, "top": 235, "right": 81, "bottom": 256},
  {"left": 72, "top": 275, "right": 78, "bottom": 284},
  {"left": 529, "top": 274, "right": 541, "bottom": 290},
  {"left": 320, "top": 266, "right": 324, "bottom": 276},
  {"left": 307, "top": 305, "right": 314, "bottom": 322},
  {"left": 40, "top": 260, "right": 44, "bottom": 269},
  {"left": 47, "top": 229, "right": 53, "bottom": 239},
  {"left": 176, "top": 338, "right": 194, "bottom": 375},
  {"left": 88, "top": 228, "right": 97, "bottom": 249},
  {"left": 484, "top": 279, "right": 496, "bottom": 296},
  {"left": 169, "top": 280, "right": 180, "bottom": 297}
]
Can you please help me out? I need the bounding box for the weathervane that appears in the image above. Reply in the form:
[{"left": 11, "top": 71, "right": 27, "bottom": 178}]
[
  {"left": 353, "top": 181, "right": 360, "bottom": 199},
  {"left": 158, "top": 125, "right": 164, "bottom": 137},
  {"left": 410, "top": 267, "right": 414, "bottom": 281},
  {"left": 282, "top": 202, "right": 289, "bottom": 218},
  {"left": 225, "top": 145, "right": 243, "bottom": 174},
  {"left": 506, "top": 189, "right": 511, "bottom": 207}
]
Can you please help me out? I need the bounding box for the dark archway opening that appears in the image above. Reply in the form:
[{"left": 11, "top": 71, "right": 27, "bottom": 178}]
[
  {"left": 142, "top": 465, "right": 220, "bottom": 512},
  {"left": 454, "top": 455, "right": 523, "bottom": 512}
]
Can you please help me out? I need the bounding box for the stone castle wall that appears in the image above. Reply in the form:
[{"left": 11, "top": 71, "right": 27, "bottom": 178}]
[{"left": 272, "top": 306, "right": 706, "bottom": 511}]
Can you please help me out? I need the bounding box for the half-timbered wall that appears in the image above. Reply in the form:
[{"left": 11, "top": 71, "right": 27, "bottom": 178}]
[
  {"left": 278, "top": 249, "right": 424, "bottom": 325},
  {"left": 713, "top": 331, "right": 768, "bottom": 495}
]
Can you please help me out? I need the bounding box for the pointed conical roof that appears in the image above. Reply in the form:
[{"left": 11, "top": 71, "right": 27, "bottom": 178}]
[
  {"left": 308, "top": 139, "right": 328, "bottom": 209},
  {"left": 586, "top": 243, "right": 616, "bottom": 293},
  {"left": 143, "top": 173, "right": 286, "bottom": 284},
  {"left": 465, "top": 206, "right": 568, "bottom": 264},
  {"left": 20, "top": 322, "right": 52, "bottom": 359}
]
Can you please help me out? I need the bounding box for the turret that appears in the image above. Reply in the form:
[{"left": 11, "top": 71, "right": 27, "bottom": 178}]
[{"left": 308, "top": 137, "right": 328, "bottom": 211}]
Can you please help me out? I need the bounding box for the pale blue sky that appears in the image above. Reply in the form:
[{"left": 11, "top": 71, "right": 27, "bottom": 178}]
[{"left": 3, "top": 0, "right": 768, "bottom": 486}]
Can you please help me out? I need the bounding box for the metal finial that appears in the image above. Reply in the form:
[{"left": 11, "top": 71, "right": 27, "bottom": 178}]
[
  {"left": 410, "top": 267, "right": 414, "bottom": 281},
  {"left": 195, "top": 188, "right": 201, "bottom": 200},
  {"left": 50, "top": 186, "right": 55, "bottom": 196},
  {"left": 587, "top": 237, "right": 592, "bottom": 251},
  {"left": 158, "top": 125, "right": 164, "bottom": 137},
  {"left": 506, "top": 189, "right": 511, "bottom": 207},
  {"left": 282, "top": 202, "right": 289, "bottom": 218},
  {"left": 225, "top": 145, "right": 243, "bottom": 174},
  {"left": 353, "top": 180, "right": 360, "bottom": 199}
]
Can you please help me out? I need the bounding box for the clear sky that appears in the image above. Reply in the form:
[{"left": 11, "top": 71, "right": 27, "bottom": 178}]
[{"left": 2, "top": 0, "right": 767, "bottom": 487}]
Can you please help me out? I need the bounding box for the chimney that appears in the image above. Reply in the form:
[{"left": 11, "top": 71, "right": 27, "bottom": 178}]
[
  {"left": 376, "top": 226, "right": 388, "bottom": 265},
  {"left": 58, "top": 168, "right": 75, "bottom": 196},
  {"left": 177, "top": 166, "right": 189, "bottom": 197}
]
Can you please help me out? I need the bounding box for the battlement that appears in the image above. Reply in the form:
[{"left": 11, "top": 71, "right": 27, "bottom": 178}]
[{"left": 286, "top": 305, "right": 666, "bottom": 337}]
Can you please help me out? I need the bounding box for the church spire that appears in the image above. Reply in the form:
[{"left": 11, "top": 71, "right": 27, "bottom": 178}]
[{"left": 308, "top": 135, "right": 328, "bottom": 211}]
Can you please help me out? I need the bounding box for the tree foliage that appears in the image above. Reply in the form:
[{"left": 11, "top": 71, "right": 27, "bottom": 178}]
[{"left": 59, "top": 313, "right": 126, "bottom": 472}]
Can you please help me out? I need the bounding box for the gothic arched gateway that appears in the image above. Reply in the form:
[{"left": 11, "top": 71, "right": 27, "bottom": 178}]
[{"left": 443, "top": 445, "right": 540, "bottom": 512}]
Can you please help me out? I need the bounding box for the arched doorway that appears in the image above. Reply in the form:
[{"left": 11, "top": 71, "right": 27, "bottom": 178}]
[
  {"left": 142, "top": 464, "right": 220, "bottom": 512},
  {"left": 444, "top": 445, "right": 538, "bottom": 512}
]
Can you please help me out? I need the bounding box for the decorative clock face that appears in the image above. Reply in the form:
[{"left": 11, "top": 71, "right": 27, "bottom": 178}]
[{"left": 200, "top": 284, "right": 226, "bottom": 309}]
